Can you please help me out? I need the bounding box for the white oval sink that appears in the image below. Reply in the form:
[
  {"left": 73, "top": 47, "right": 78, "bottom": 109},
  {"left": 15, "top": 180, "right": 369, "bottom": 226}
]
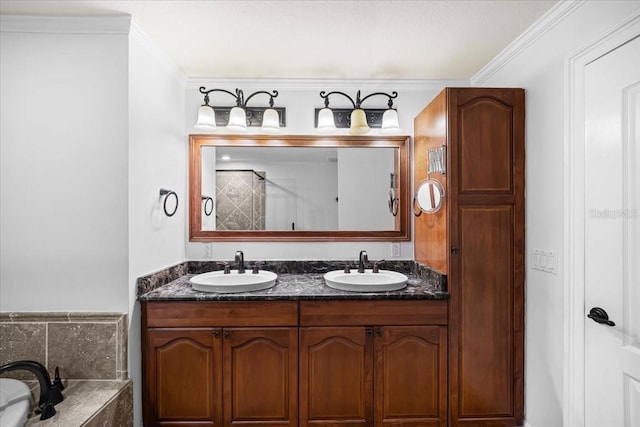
[
  {"left": 190, "top": 270, "right": 278, "bottom": 293},
  {"left": 0, "top": 378, "right": 32, "bottom": 427},
  {"left": 324, "top": 269, "right": 408, "bottom": 292}
]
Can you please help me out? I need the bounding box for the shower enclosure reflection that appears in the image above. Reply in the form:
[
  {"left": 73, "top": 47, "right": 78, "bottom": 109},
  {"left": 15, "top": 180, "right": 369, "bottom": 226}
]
[{"left": 202, "top": 146, "right": 395, "bottom": 232}]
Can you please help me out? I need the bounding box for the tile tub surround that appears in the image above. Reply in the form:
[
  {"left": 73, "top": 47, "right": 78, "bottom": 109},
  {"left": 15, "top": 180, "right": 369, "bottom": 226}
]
[
  {"left": 137, "top": 259, "right": 447, "bottom": 296},
  {"left": 25, "top": 379, "right": 133, "bottom": 426},
  {"left": 0, "top": 313, "right": 128, "bottom": 381}
]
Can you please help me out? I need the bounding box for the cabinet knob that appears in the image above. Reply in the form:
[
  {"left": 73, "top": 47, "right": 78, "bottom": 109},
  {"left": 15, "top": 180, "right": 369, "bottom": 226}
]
[
  {"left": 223, "top": 331, "right": 230, "bottom": 338},
  {"left": 375, "top": 328, "right": 383, "bottom": 337},
  {"left": 365, "top": 328, "right": 373, "bottom": 337},
  {"left": 213, "top": 331, "right": 219, "bottom": 338},
  {"left": 451, "top": 246, "right": 459, "bottom": 255}
]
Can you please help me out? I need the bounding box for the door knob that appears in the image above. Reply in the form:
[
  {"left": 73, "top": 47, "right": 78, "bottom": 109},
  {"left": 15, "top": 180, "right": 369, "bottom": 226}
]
[{"left": 587, "top": 307, "right": 615, "bottom": 327}]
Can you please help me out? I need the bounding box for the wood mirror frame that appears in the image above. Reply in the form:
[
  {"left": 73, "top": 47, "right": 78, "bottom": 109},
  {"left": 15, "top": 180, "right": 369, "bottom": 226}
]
[{"left": 189, "top": 134, "right": 411, "bottom": 242}]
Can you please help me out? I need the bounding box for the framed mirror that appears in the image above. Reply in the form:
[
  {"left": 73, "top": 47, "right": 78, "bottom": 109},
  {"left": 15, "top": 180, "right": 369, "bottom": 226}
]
[{"left": 189, "top": 134, "right": 411, "bottom": 241}]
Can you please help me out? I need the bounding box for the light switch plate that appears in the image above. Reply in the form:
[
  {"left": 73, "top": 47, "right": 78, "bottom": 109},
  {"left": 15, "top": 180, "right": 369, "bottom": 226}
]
[
  {"left": 391, "top": 243, "right": 401, "bottom": 258},
  {"left": 532, "top": 249, "right": 557, "bottom": 274}
]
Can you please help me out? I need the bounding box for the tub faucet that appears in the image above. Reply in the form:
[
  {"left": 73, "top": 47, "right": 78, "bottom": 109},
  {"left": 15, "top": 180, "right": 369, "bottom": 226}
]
[
  {"left": 0, "top": 360, "right": 64, "bottom": 420},
  {"left": 235, "top": 250, "right": 246, "bottom": 274},
  {"left": 358, "top": 250, "right": 368, "bottom": 273}
]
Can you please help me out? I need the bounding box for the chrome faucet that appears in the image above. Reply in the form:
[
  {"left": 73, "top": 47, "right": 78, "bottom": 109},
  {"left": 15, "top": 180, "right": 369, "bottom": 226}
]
[
  {"left": 235, "top": 250, "right": 246, "bottom": 274},
  {"left": 0, "top": 360, "right": 64, "bottom": 420},
  {"left": 358, "top": 250, "right": 368, "bottom": 273}
]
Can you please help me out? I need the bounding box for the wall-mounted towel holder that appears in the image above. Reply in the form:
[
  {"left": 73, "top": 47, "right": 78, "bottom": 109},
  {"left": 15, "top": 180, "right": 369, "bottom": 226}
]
[
  {"left": 388, "top": 173, "right": 399, "bottom": 216},
  {"left": 159, "top": 189, "right": 178, "bottom": 217},
  {"left": 202, "top": 196, "right": 214, "bottom": 216}
]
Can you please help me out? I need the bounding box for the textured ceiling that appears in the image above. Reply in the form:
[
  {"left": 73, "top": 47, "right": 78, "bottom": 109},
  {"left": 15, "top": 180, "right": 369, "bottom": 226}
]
[{"left": 0, "top": 0, "right": 558, "bottom": 79}]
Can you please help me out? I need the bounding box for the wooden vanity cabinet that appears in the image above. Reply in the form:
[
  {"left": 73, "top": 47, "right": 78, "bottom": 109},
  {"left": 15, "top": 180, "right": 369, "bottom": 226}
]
[
  {"left": 142, "top": 301, "right": 298, "bottom": 427},
  {"left": 299, "top": 300, "right": 448, "bottom": 427},
  {"left": 414, "top": 88, "right": 525, "bottom": 427}
]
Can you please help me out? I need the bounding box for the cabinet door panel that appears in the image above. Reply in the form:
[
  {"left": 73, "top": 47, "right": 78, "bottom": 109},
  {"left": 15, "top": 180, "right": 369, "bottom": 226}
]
[
  {"left": 452, "top": 206, "right": 515, "bottom": 418},
  {"left": 299, "top": 327, "right": 373, "bottom": 426},
  {"left": 223, "top": 328, "right": 297, "bottom": 427},
  {"left": 375, "top": 326, "right": 447, "bottom": 427},
  {"left": 146, "top": 328, "right": 222, "bottom": 426}
]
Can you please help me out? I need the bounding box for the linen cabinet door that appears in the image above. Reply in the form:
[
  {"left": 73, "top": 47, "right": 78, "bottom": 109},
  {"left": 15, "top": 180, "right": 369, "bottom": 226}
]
[
  {"left": 374, "top": 326, "right": 447, "bottom": 427},
  {"left": 145, "top": 328, "right": 222, "bottom": 426},
  {"left": 447, "top": 88, "right": 525, "bottom": 427},
  {"left": 299, "top": 327, "right": 373, "bottom": 426},
  {"left": 222, "top": 328, "right": 298, "bottom": 427}
]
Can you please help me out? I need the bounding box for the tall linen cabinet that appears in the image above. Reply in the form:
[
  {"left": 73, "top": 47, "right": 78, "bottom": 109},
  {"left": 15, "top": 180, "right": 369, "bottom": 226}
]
[{"left": 414, "top": 88, "right": 525, "bottom": 427}]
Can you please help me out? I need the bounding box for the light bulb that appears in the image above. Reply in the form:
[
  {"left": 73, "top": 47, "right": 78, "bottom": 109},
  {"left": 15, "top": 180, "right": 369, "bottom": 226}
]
[
  {"left": 317, "top": 107, "right": 336, "bottom": 132},
  {"left": 227, "top": 106, "right": 247, "bottom": 131},
  {"left": 349, "top": 109, "right": 370, "bottom": 135},
  {"left": 380, "top": 109, "right": 401, "bottom": 134},
  {"left": 261, "top": 108, "right": 280, "bottom": 133},
  {"left": 195, "top": 105, "right": 216, "bottom": 129}
]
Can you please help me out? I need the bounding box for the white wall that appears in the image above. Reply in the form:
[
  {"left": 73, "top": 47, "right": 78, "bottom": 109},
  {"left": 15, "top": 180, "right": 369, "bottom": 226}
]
[
  {"left": 185, "top": 79, "right": 465, "bottom": 262},
  {"left": 471, "top": 1, "right": 640, "bottom": 426},
  {"left": 337, "top": 147, "right": 396, "bottom": 230},
  {"left": 0, "top": 16, "right": 130, "bottom": 312},
  {"left": 128, "top": 21, "right": 186, "bottom": 427}
]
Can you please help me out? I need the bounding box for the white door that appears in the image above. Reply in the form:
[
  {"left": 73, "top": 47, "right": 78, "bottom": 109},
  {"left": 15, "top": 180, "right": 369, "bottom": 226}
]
[{"left": 584, "top": 34, "right": 640, "bottom": 426}]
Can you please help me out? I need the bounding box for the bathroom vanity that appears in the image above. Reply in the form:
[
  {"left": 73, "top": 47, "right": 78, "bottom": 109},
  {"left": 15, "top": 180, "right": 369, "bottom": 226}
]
[
  {"left": 139, "top": 269, "right": 448, "bottom": 427},
  {"left": 140, "top": 86, "right": 525, "bottom": 427}
]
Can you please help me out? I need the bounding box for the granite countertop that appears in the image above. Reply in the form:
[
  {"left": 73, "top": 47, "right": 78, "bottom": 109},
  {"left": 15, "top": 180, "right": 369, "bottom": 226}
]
[{"left": 138, "top": 272, "right": 449, "bottom": 301}]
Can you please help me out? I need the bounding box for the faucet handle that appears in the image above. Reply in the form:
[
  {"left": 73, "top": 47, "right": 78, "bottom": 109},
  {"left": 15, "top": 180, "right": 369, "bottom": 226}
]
[
  {"left": 217, "top": 261, "right": 230, "bottom": 274},
  {"left": 344, "top": 263, "right": 352, "bottom": 273},
  {"left": 372, "top": 259, "right": 385, "bottom": 273},
  {"left": 251, "top": 262, "right": 263, "bottom": 274},
  {"left": 52, "top": 367, "right": 64, "bottom": 391}
]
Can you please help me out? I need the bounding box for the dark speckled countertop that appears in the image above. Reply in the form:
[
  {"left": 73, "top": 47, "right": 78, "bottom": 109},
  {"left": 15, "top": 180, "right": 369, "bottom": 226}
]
[
  {"left": 137, "top": 260, "right": 448, "bottom": 301},
  {"left": 138, "top": 272, "right": 447, "bottom": 301}
]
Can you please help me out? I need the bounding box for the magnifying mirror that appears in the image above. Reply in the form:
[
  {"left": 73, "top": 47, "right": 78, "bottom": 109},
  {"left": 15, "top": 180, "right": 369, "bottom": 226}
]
[{"left": 413, "top": 178, "right": 445, "bottom": 216}]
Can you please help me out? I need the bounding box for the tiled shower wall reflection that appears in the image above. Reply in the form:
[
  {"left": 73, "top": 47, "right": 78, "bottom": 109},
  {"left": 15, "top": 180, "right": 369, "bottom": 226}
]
[
  {"left": 216, "top": 170, "right": 266, "bottom": 230},
  {"left": 0, "top": 312, "right": 127, "bottom": 381}
]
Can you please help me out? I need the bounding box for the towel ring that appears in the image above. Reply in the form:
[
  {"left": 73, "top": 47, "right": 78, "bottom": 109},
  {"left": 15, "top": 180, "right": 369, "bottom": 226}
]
[
  {"left": 413, "top": 196, "right": 423, "bottom": 217},
  {"left": 159, "top": 189, "right": 178, "bottom": 217},
  {"left": 202, "top": 196, "right": 214, "bottom": 217},
  {"left": 388, "top": 189, "right": 399, "bottom": 216}
]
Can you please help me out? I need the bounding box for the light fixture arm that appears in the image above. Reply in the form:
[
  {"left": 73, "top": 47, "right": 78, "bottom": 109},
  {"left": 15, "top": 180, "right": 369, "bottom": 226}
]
[
  {"left": 359, "top": 91, "right": 398, "bottom": 109},
  {"left": 320, "top": 90, "right": 398, "bottom": 109},
  {"left": 319, "top": 90, "right": 357, "bottom": 109},
  {"left": 198, "top": 86, "right": 240, "bottom": 106},
  {"left": 244, "top": 90, "right": 279, "bottom": 108}
]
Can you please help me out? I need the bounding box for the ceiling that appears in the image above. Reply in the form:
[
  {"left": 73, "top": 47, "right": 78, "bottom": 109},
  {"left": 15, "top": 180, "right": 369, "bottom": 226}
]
[{"left": 0, "top": 0, "right": 557, "bottom": 80}]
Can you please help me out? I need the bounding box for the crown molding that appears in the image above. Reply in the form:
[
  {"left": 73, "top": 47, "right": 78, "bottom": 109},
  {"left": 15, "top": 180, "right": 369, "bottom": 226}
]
[
  {"left": 470, "top": 0, "right": 586, "bottom": 85},
  {"left": 0, "top": 14, "right": 132, "bottom": 34},
  {"left": 129, "top": 19, "right": 186, "bottom": 84},
  {"left": 186, "top": 78, "right": 468, "bottom": 92}
]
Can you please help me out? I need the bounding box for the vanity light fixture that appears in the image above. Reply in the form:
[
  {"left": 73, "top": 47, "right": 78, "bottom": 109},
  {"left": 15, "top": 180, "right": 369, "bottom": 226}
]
[
  {"left": 196, "top": 87, "right": 286, "bottom": 132},
  {"left": 315, "top": 90, "right": 400, "bottom": 134}
]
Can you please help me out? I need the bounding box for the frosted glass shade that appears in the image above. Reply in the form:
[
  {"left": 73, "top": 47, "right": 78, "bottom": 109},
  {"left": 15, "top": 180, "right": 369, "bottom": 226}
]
[
  {"left": 227, "top": 106, "right": 247, "bottom": 131},
  {"left": 349, "top": 109, "right": 370, "bottom": 135},
  {"left": 195, "top": 106, "right": 216, "bottom": 129},
  {"left": 317, "top": 107, "right": 336, "bottom": 132},
  {"left": 261, "top": 108, "right": 280, "bottom": 132},
  {"left": 380, "top": 109, "right": 401, "bottom": 134}
]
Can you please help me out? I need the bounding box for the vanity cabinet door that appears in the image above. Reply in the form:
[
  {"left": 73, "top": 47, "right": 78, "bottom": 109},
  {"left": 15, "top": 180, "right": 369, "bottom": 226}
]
[
  {"left": 144, "top": 328, "right": 222, "bottom": 426},
  {"left": 222, "top": 328, "right": 298, "bottom": 427},
  {"left": 374, "top": 326, "right": 447, "bottom": 427},
  {"left": 299, "top": 327, "right": 374, "bottom": 426}
]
